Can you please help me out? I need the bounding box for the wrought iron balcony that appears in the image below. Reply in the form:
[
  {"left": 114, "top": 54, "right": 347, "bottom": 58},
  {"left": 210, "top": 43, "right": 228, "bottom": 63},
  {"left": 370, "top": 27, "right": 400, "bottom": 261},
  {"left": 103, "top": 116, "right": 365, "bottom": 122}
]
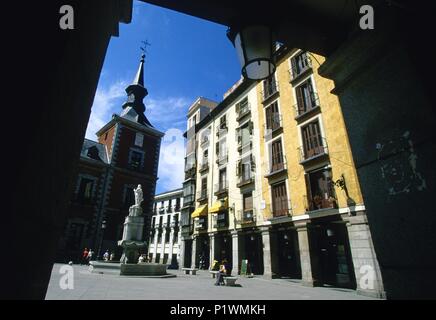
[
  {"left": 213, "top": 212, "right": 229, "bottom": 229},
  {"left": 289, "top": 53, "right": 312, "bottom": 81},
  {"left": 237, "top": 135, "right": 253, "bottom": 152},
  {"left": 298, "top": 137, "right": 329, "bottom": 164},
  {"left": 237, "top": 209, "right": 256, "bottom": 224},
  {"left": 264, "top": 154, "right": 287, "bottom": 177},
  {"left": 214, "top": 181, "right": 228, "bottom": 196},
  {"left": 216, "top": 151, "right": 228, "bottom": 165},
  {"left": 196, "top": 189, "right": 208, "bottom": 202},
  {"left": 199, "top": 159, "right": 209, "bottom": 172},
  {"left": 237, "top": 171, "right": 255, "bottom": 188},
  {"left": 262, "top": 81, "right": 279, "bottom": 102},
  {"left": 293, "top": 92, "right": 320, "bottom": 118},
  {"left": 268, "top": 201, "right": 292, "bottom": 219},
  {"left": 263, "top": 113, "right": 282, "bottom": 139},
  {"left": 200, "top": 135, "right": 210, "bottom": 147},
  {"left": 194, "top": 216, "right": 208, "bottom": 231},
  {"left": 236, "top": 101, "right": 251, "bottom": 121},
  {"left": 304, "top": 194, "right": 338, "bottom": 212},
  {"left": 216, "top": 122, "right": 228, "bottom": 137}
]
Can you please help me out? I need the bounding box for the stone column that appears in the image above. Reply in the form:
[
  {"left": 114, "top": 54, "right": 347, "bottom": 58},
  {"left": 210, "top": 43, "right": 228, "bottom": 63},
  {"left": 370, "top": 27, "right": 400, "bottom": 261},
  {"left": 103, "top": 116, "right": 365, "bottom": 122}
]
[
  {"left": 344, "top": 213, "right": 386, "bottom": 298},
  {"left": 295, "top": 221, "right": 319, "bottom": 287},
  {"left": 261, "top": 227, "right": 273, "bottom": 279},
  {"left": 231, "top": 231, "right": 240, "bottom": 275},
  {"left": 209, "top": 233, "right": 215, "bottom": 269},
  {"left": 152, "top": 228, "right": 159, "bottom": 262},
  {"left": 179, "top": 238, "right": 186, "bottom": 270},
  {"left": 160, "top": 228, "right": 166, "bottom": 264},
  {"left": 177, "top": 229, "right": 182, "bottom": 267},
  {"left": 191, "top": 236, "right": 197, "bottom": 269},
  {"left": 168, "top": 228, "right": 175, "bottom": 267}
]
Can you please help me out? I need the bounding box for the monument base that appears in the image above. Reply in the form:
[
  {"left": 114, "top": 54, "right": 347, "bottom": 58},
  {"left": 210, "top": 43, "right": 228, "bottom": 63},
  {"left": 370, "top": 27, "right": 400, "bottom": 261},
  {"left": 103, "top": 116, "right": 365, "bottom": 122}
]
[
  {"left": 89, "top": 261, "right": 121, "bottom": 275},
  {"left": 120, "top": 263, "right": 172, "bottom": 276},
  {"left": 89, "top": 261, "right": 174, "bottom": 277},
  {"left": 118, "top": 240, "right": 146, "bottom": 264}
]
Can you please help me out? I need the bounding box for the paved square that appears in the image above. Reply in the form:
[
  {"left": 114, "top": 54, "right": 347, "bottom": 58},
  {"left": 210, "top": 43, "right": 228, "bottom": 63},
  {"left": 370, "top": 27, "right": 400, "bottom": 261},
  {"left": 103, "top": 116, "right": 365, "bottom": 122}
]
[{"left": 45, "top": 264, "right": 379, "bottom": 300}]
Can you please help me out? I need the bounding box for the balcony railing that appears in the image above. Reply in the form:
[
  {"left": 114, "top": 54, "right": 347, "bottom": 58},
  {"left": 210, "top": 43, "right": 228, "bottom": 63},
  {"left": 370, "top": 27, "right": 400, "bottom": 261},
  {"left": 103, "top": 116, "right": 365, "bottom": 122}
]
[
  {"left": 199, "top": 159, "right": 209, "bottom": 172},
  {"left": 294, "top": 92, "right": 320, "bottom": 118},
  {"left": 216, "top": 123, "right": 228, "bottom": 137},
  {"left": 269, "top": 200, "right": 292, "bottom": 219},
  {"left": 237, "top": 101, "right": 251, "bottom": 121},
  {"left": 196, "top": 189, "right": 208, "bottom": 202},
  {"left": 263, "top": 113, "right": 282, "bottom": 138},
  {"left": 214, "top": 181, "right": 228, "bottom": 196},
  {"left": 213, "top": 212, "right": 229, "bottom": 228},
  {"left": 216, "top": 151, "right": 228, "bottom": 165},
  {"left": 289, "top": 53, "right": 312, "bottom": 81},
  {"left": 237, "top": 209, "right": 256, "bottom": 224},
  {"left": 264, "top": 154, "right": 287, "bottom": 177},
  {"left": 304, "top": 194, "right": 337, "bottom": 212},
  {"left": 194, "top": 216, "right": 208, "bottom": 231},
  {"left": 200, "top": 135, "right": 210, "bottom": 147},
  {"left": 262, "top": 81, "right": 279, "bottom": 102},
  {"left": 237, "top": 171, "right": 255, "bottom": 187},
  {"left": 298, "top": 137, "right": 329, "bottom": 163}
]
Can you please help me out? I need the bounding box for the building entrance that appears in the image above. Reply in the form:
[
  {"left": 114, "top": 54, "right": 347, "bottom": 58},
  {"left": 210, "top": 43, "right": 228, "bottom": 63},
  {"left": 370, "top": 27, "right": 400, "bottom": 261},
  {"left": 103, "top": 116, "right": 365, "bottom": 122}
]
[
  {"left": 312, "top": 221, "right": 356, "bottom": 289},
  {"left": 276, "top": 229, "right": 301, "bottom": 279}
]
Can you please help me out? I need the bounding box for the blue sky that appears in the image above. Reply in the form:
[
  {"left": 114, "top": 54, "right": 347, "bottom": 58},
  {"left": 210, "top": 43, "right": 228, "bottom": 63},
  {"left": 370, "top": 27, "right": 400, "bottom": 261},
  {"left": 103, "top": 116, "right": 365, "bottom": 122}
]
[{"left": 86, "top": 0, "right": 241, "bottom": 194}]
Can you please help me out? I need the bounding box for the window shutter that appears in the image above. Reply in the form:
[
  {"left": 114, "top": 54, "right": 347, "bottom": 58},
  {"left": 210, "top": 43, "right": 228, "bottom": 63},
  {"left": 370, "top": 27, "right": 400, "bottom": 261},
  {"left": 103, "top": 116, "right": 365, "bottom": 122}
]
[
  {"left": 296, "top": 86, "right": 305, "bottom": 114},
  {"left": 215, "top": 142, "right": 219, "bottom": 155},
  {"left": 308, "top": 79, "right": 316, "bottom": 108},
  {"left": 248, "top": 121, "right": 254, "bottom": 134},
  {"left": 291, "top": 57, "right": 297, "bottom": 78},
  {"left": 236, "top": 160, "right": 241, "bottom": 176}
]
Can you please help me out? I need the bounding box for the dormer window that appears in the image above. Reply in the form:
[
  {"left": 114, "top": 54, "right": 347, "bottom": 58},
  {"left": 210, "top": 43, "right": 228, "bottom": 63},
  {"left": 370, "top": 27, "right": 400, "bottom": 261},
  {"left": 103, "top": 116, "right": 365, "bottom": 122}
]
[
  {"left": 86, "top": 146, "right": 101, "bottom": 160},
  {"left": 134, "top": 132, "right": 144, "bottom": 147}
]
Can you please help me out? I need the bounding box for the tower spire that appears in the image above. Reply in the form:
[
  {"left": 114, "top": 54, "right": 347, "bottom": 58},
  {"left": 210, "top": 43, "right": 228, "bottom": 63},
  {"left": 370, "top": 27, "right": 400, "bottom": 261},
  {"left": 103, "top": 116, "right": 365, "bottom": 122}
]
[
  {"left": 132, "top": 53, "right": 145, "bottom": 86},
  {"left": 120, "top": 52, "right": 153, "bottom": 127}
]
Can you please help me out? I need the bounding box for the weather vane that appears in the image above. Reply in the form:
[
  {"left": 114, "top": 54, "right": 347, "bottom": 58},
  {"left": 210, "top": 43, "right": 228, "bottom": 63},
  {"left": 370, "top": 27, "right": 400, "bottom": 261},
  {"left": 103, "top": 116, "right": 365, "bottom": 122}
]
[{"left": 140, "top": 40, "right": 151, "bottom": 59}]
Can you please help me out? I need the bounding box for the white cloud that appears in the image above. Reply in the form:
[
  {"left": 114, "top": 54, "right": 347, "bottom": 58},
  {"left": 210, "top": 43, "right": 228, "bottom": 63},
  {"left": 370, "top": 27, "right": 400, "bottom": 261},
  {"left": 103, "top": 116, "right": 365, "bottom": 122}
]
[
  {"left": 157, "top": 128, "right": 186, "bottom": 191},
  {"left": 146, "top": 96, "right": 190, "bottom": 130},
  {"left": 85, "top": 79, "right": 128, "bottom": 140}
]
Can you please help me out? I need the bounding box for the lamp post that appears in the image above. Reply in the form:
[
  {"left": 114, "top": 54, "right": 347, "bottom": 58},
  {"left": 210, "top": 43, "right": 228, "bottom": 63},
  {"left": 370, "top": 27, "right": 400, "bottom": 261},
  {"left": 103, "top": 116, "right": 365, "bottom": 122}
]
[
  {"left": 97, "top": 220, "right": 106, "bottom": 260},
  {"left": 227, "top": 24, "right": 276, "bottom": 80}
]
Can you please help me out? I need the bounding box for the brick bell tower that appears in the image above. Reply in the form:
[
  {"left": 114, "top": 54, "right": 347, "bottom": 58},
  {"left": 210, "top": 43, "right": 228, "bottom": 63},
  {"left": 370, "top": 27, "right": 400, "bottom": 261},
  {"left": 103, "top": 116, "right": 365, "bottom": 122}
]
[{"left": 94, "top": 53, "right": 164, "bottom": 255}]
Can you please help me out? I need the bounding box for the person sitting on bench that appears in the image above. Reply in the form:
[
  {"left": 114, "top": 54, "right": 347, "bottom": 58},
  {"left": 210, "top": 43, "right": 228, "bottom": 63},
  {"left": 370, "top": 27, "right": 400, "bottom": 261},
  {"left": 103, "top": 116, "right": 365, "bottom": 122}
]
[{"left": 214, "top": 259, "right": 230, "bottom": 286}]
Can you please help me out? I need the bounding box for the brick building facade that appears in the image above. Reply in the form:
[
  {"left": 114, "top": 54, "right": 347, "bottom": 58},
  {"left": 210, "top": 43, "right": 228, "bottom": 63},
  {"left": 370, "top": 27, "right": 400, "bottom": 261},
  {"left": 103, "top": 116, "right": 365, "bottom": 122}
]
[{"left": 56, "top": 54, "right": 164, "bottom": 262}]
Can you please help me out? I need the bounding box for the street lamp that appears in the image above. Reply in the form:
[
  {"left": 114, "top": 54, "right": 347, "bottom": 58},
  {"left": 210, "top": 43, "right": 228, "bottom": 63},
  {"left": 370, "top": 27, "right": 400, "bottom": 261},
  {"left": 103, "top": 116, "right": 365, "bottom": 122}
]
[
  {"left": 97, "top": 220, "right": 107, "bottom": 260},
  {"left": 227, "top": 25, "right": 276, "bottom": 80}
]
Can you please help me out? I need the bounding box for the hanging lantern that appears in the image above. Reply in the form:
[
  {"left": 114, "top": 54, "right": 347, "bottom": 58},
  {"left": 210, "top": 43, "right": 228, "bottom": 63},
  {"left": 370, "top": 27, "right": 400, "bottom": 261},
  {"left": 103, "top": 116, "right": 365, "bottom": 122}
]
[{"left": 227, "top": 25, "right": 276, "bottom": 80}]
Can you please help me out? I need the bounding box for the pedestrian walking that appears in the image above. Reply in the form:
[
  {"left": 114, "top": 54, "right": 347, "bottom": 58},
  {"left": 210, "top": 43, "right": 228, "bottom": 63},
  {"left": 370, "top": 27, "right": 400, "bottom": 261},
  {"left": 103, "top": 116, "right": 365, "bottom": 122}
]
[{"left": 81, "top": 248, "right": 89, "bottom": 265}]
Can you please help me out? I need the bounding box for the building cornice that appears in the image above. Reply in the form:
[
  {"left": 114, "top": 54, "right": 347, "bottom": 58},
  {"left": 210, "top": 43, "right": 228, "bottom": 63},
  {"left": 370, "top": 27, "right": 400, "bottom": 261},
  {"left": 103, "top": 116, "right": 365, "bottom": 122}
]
[
  {"left": 154, "top": 188, "right": 183, "bottom": 200},
  {"left": 96, "top": 114, "right": 165, "bottom": 138}
]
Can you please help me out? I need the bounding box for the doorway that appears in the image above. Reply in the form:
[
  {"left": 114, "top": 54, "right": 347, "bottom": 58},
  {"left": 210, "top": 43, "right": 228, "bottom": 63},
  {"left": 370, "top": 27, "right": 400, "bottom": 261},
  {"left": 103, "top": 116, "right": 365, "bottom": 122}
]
[
  {"left": 313, "top": 222, "right": 356, "bottom": 289},
  {"left": 242, "top": 232, "right": 264, "bottom": 275},
  {"left": 276, "top": 229, "right": 301, "bottom": 279}
]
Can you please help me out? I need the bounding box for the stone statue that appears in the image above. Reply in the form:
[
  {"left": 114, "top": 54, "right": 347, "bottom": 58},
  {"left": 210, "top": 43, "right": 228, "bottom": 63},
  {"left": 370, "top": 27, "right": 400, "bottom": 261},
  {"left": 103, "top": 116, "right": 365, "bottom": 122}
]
[
  {"left": 134, "top": 184, "right": 143, "bottom": 206},
  {"left": 128, "top": 184, "right": 143, "bottom": 217}
]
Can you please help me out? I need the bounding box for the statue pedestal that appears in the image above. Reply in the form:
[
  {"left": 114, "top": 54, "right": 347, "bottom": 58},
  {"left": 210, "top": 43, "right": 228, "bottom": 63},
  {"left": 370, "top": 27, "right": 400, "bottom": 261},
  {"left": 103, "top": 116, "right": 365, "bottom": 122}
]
[
  {"left": 118, "top": 213, "right": 146, "bottom": 265},
  {"left": 118, "top": 240, "right": 146, "bottom": 265},
  {"left": 121, "top": 215, "right": 144, "bottom": 242}
]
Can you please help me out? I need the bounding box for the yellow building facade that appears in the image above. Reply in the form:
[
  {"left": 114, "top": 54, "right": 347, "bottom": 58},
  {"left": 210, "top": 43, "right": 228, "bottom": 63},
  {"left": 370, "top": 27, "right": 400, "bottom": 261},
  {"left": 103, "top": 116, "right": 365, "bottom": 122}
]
[{"left": 180, "top": 46, "right": 384, "bottom": 298}]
